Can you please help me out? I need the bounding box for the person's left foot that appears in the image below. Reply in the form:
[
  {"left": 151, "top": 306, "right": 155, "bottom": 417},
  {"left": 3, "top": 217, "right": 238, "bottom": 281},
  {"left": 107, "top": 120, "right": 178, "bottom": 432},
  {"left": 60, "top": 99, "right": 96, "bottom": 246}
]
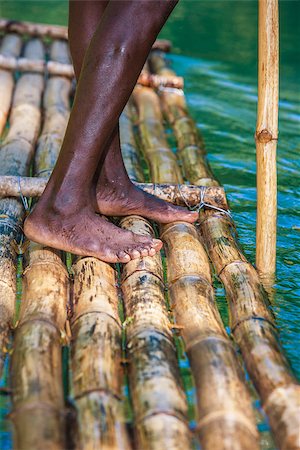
[{"left": 96, "top": 177, "right": 198, "bottom": 224}]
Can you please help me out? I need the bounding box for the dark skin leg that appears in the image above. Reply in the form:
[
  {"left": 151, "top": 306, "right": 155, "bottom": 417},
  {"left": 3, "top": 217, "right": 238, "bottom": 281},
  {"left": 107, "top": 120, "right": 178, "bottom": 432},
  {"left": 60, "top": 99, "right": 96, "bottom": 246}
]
[
  {"left": 68, "top": 0, "right": 199, "bottom": 223},
  {"left": 24, "top": 0, "right": 196, "bottom": 263}
]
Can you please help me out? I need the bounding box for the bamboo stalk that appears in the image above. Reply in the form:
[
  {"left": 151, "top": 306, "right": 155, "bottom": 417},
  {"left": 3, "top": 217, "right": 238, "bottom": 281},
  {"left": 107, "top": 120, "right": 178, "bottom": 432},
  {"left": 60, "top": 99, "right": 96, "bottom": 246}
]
[
  {"left": 59, "top": 55, "right": 131, "bottom": 447},
  {"left": 133, "top": 74, "right": 258, "bottom": 449},
  {"left": 34, "top": 41, "right": 71, "bottom": 178},
  {"left": 200, "top": 211, "right": 300, "bottom": 450},
  {"left": 132, "top": 84, "right": 183, "bottom": 183},
  {"left": 10, "top": 38, "right": 70, "bottom": 450},
  {"left": 119, "top": 108, "right": 192, "bottom": 449},
  {"left": 0, "top": 38, "right": 44, "bottom": 378},
  {"left": 0, "top": 175, "right": 227, "bottom": 209},
  {"left": 255, "top": 0, "right": 279, "bottom": 278},
  {"left": 71, "top": 257, "right": 132, "bottom": 450},
  {"left": 149, "top": 51, "right": 216, "bottom": 186},
  {"left": 0, "top": 33, "right": 23, "bottom": 135},
  {"left": 10, "top": 246, "right": 68, "bottom": 450},
  {"left": 152, "top": 55, "right": 300, "bottom": 449},
  {"left": 120, "top": 216, "right": 191, "bottom": 450},
  {"left": 161, "top": 222, "right": 259, "bottom": 449},
  {"left": 0, "top": 19, "right": 171, "bottom": 51},
  {"left": 0, "top": 53, "right": 183, "bottom": 88}
]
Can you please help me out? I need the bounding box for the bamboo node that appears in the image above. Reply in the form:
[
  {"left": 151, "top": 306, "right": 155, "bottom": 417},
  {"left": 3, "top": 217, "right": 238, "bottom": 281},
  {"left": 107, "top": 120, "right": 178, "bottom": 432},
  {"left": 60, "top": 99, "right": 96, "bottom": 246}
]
[{"left": 256, "top": 129, "right": 277, "bottom": 143}]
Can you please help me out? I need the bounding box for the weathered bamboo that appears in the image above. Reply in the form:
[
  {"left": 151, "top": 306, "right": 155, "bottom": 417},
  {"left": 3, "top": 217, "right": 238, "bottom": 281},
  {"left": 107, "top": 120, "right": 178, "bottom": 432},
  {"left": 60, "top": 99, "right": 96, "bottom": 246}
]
[
  {"left": 152, "top": 55, "right": 300, "bottom": 449},
  {"left": 200, "top": 211, "right": 300, "bottom": 450},
  {"left": 0, "top": 53, "right": 183, "bottom": 89},
  {"left": 0, "top": 38, "right": 44, "bottom": 378},
  {"left": 10, "top": 39, "right": 69, "bottom": 450},
  {"left": 161, "top": 222, "right": 259, "bottom": 449},
  {"left": 0, "top": 175, "right": 227, "bottom": 209},
  {"left": 0, "top": 19, "right": 69, "bottom": 40},
  {"left": 149, "top": 51, "right": 217, "bottom": 186},
  {"left": 133, "top": 75, "right": 259, "bottom": 449},
  {"left": 0, "top": 33, "right": 23, "bottom": 135},
  {"left": 132, "top": 84, "right": 183, "bottom": 183},
  {"left": 119, "top": 109, "right": 191, "bottom": 449},
  {"left": 34, "top": 40, "right": 71, "bottom": 178},
  {"left": 71, "top": 257, "right": 132, "bottom": 450},
  {"left": 0, "top": 19, "right": 171, "bottom": 51},
  {"left": 255, "top": 0, "right": 279, "bottom": 278},
  {"left": 10, "top": 246, "right": 68, "bottom": 450},
  {"left": 120, "top": 216, "right": 191, "bottom": 450}
]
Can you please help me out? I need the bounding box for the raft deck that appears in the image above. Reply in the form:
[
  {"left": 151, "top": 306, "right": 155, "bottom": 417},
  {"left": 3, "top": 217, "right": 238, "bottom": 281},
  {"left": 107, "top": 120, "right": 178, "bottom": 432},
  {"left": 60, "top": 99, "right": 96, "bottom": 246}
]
[{"left": 0, "top": 20, "right": 299, "bottom": 450}]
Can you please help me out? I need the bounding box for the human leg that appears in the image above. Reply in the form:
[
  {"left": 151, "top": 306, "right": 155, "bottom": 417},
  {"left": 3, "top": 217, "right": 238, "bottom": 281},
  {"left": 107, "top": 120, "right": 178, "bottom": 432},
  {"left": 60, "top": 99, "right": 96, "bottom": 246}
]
[
  {"left": 24, "top": 1, "right": 185, "bottom": 261},
  {"left": 68, "top": 0, "right": 199, "bottom": 224}
]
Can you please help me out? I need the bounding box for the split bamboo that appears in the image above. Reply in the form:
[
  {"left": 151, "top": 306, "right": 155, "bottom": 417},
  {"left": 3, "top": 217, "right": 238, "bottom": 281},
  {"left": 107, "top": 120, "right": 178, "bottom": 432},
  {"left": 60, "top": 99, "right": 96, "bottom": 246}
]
[
  {"left": 150, "top": 53, "right": 300, "bottom": 449},
  {"left": 71, "top": 257, "right": 132, "bottom": 450},
  {"left": 132, "top": 76, "right": 259, "bottom": 449},
  {"left": 119, "top": 108, "right": 192, "bottom": 449},
  {"left": 10, "top": 39, "right": 69, "bottom": 449},
  {"left": 0, "top": 175, "right": 227, "bottom": 209},
  {"left": 0, "top": 33, "right": 22, "bottom": 135},
  {"left": 255, "top": 0, "right": 279, "bottom": 278},
  {"left": 0, "top": 38, "right": 44, "bottom": 378}
]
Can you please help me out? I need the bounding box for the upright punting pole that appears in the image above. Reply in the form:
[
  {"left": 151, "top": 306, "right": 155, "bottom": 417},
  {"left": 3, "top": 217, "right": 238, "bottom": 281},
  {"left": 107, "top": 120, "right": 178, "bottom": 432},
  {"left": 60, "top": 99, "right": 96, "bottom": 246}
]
[{"left": 255, "top": 0, "right": 279, "bottom": 280}]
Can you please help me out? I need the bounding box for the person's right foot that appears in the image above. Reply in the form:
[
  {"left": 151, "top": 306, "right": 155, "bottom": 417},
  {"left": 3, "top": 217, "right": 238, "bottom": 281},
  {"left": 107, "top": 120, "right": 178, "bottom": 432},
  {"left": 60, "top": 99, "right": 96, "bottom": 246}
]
[{"left": 24, "top": 202, "right": 162, "bottom": 263}]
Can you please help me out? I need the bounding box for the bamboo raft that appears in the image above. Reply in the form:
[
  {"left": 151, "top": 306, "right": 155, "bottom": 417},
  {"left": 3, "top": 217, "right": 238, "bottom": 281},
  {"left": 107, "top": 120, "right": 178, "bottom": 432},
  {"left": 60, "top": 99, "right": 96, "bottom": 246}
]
[{"left": 0, "top": 19, "right": 299, "bottom": 450}]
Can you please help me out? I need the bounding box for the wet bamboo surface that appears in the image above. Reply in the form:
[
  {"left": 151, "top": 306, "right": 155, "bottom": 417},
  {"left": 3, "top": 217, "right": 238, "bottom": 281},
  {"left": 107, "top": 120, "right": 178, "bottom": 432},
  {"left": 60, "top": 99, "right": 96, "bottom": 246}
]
[
  {"left": 0, "top": 175, "right": 227, "bottom": 209},
  {"left": 149, "top": 50, "right": 300, "bottom": 450},
  {"left": 71, "top": 257, "right": 132, "bottom": 450},
  {"left": 10, "top": 39, "right": 69, "bottom": 450},
  {"left": 119, "top": 109, "right": 191, "bottom": 449},
  {"left": 0, "top": 38, "right": 44, "bottom": 378},
  {"left": 132, "top": 69, "right": 259, "bottom": 450},
  {"left": 0, "top": 21, "right": 299, "bottom": 450}
]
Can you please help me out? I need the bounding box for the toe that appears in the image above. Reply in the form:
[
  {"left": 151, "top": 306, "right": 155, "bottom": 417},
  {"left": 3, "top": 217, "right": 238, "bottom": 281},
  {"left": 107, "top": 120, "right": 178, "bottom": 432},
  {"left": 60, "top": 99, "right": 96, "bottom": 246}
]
[
  {"left": 127, "top": 248, "right": 141, "bottom": 259},
  {"left": 138, "top": 247, "right": 149, "bottom": 257},
  {"left": 151, "top": 239, "right": 163, "bottom": 251},
  {"left": 148, "top": 247, "right": 156, "bottom": 256},
  {"left": 183, "top": 210, "right": 199, "bottom": 223},
  {"left": 116, "top": 251, "right": 131, "bottom": 263}
]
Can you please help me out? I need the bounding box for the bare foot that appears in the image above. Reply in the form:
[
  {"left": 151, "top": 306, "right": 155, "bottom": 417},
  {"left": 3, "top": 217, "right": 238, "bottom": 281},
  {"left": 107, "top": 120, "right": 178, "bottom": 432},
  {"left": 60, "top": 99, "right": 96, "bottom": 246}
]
[
  {"left": 24, "top": 203, "right": 162, "bottom": 263},
  {"left": 96, "top": 178, "right": 199, "bottom": 224}
]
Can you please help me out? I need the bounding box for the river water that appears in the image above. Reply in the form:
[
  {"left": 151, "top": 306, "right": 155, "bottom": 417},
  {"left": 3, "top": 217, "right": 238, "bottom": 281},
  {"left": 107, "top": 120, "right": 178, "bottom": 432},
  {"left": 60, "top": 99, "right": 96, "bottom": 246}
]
[{"left": 0, "top": 1, "right": 299, "bottom": 448}]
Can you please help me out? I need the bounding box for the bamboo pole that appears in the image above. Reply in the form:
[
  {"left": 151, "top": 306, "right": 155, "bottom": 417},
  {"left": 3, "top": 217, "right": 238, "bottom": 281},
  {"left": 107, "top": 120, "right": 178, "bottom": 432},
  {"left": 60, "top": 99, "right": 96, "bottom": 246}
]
[
  {"left": 255, "top": 0, "right": 279, "bottom": 279},
  {"left": 132, "top": 85, "right": 183, "bottom": 184},
  {"left": 161, "top": 222, "right": 259, "bottom": 449},
  {"left": 200, "top": 211, "right": 300, "bottom": 450},
  {"left": 60, "top": 50, "right": 131, "bottom": 448},
  {"left": 71, "top": 257, "right": 132, "bottom": 450},
  {"left": 0, "top": 53, "right": 183, "bottom": 89},
  {"left": 10, "top": 246, "right": 68, "bottom": 450},
  {"left": 0, "top": 175, "right": 227, "bottom": 208},
  {"left": 133, "top": 77, "right": 259, "bottom": 449},
  {"left": 151, "top": 55, "right": 300, "bottom": 449},
  {"left": 10, "top": 39, "right": 69, "bottom": 450},
  {"left": 0, "top": 19, "right": 171, "bottom": 51},
  {"left": 149, "top": 51, "right": 216, "bottom": 186},
  {"left": 0, "top": 38, "right": 44, "bottom": 378},
  {"left": 0, "top": 33, "right": 23, "bottom": 135},
  {"left": 119, "top": 108, "right": 192, "bottom": 449}
]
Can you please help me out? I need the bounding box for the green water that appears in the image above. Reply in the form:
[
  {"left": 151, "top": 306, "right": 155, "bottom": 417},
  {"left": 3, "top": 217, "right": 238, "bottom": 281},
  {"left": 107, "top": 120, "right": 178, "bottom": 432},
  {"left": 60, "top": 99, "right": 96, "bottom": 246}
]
[{"left": 0, "top": 0, "right": 299, "bottom": 448}]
